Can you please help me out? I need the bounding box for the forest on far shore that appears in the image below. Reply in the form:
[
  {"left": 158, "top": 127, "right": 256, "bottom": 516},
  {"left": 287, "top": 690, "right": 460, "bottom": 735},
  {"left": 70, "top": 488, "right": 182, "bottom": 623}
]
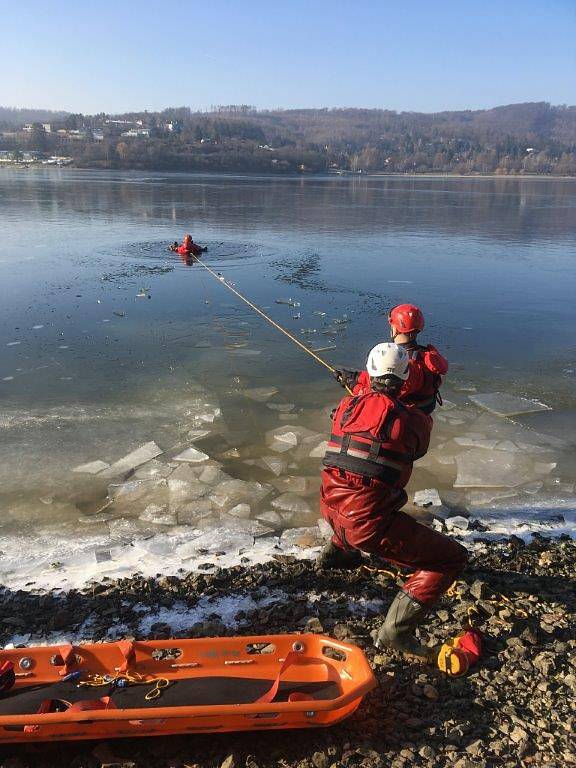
[{"left": 1, "top": 102, "right": 575, "bottom": 175}]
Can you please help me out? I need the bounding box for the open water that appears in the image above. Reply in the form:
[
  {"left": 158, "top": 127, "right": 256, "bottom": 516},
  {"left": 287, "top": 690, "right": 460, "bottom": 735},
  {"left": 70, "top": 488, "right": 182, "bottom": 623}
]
[{"left": 0, "top": 169, "right": 575, "bottom": 590}]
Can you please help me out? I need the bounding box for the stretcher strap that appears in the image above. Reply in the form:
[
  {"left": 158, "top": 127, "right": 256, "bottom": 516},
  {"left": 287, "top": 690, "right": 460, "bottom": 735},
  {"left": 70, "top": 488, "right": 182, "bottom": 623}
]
[
  {"left": 256, "top": 652, "right": 332, "bottom": 704},
  {"left": 57, "top": 645, "right": 76, "bottom": 676},
  {"left": 117, "top": 640, "right": 136, "bottom": 673},
  {"left": 23, "top": 696, "right": 116, "bottom": 733}
]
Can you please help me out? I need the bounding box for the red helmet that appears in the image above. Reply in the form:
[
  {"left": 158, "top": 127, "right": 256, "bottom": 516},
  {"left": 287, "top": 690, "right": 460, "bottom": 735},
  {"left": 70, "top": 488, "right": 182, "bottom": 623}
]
[{"left": 389, "top": 303, "right": 425, "bottom": 334}]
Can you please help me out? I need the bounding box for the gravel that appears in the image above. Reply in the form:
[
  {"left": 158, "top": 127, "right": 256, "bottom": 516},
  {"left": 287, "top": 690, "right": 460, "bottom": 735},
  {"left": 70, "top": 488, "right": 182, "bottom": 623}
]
[{"left": 0, "top": 535, "right": 574, "bottom": 768}]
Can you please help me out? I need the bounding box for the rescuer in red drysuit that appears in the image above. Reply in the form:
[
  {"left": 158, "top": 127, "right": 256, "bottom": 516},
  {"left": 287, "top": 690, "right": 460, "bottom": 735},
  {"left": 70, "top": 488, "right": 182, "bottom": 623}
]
[
  {"left": 318, "top": 342, "right": 467, "bottom": 657},
  {"left": 335, "top": 304, "right": 448, "bottom": 415},
  {"left": 173, "top": 234, "right": 207, "bottom": 258}
]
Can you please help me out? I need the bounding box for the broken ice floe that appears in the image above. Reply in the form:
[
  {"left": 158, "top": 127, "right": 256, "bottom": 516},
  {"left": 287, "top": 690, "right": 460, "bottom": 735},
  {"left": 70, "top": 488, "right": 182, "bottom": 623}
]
[
  {"left": 454, "top": 448, "right": 556, "bottom": 489},
  {"left": 413, "top": 488, "right": 443, "bottom": 507},
  {"left": 173, "top": 447, "right": 210, "bottom": 463},
  {"left": 267, "top": 403, "right": 295, "bottom": 413},
  {"left": 245, "top": 456, "right": 288, "bottom": 476},
  {"left": 470, "top": 392, "right": 551, "bottom": 417},
  {"left": 242, "top": 387, "right": 278, "bottom": 402},
  {"left": 72, "top": 460, "right": 110, "bottom": 475},
  {"left": 209, "top": 479, "right": 273, "bottom": 511},
  {"left": 100, "top": 441, "right": 163, "bottom": 478},
  {"left": 272, "top": 493, "right": 314, "bottom": 515},
  {"left": 275, "top": 298, "right": 300, "bottom": 307},
  {"left": 186, "top": 429, "right": 211, "bottom": 442}
]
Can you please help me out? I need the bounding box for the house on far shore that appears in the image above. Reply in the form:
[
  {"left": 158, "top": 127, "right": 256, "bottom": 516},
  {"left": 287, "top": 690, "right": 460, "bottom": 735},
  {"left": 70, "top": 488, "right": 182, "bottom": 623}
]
[
  {"left": 23, "top": 123, "right": 52, "bottom": 133},
  {"left": 121, "top": 128, "right": 151, "bottom": 138}
]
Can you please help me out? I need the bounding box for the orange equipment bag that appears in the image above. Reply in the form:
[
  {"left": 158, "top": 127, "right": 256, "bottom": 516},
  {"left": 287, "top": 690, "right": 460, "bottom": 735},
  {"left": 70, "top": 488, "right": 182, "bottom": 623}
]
[{"left": 0, "top": 634, "right": 375, "bottom": 744}]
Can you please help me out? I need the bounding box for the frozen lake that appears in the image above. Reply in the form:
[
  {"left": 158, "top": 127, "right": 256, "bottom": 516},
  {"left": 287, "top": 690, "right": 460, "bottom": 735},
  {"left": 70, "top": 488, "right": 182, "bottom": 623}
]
[{"left": 0, "top": 169, "right": 575, "bottom": 588}]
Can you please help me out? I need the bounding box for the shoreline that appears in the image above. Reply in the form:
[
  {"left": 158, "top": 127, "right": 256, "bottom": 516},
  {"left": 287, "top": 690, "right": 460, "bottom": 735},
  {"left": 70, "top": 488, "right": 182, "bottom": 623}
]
[
  {"left": 0, "top": 534, "right": 573, "bottom": 767},
  {"left": 1, "top": 164, "right": 575, "bottom": 180}
]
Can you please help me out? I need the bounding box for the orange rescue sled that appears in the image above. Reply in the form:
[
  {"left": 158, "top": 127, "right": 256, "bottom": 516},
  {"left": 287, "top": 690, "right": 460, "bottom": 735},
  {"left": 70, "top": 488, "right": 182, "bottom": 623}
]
[{"left": 0, "top": 634, "right": 376, "bottom": 743}]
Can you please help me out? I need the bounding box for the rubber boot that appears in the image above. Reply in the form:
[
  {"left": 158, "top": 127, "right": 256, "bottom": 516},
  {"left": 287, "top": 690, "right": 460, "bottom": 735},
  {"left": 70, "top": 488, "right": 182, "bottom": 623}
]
[
  {"left": 374, "top": 590, "right": 434, "bottom": 659},
  {"left": 317, "top": 540, "right": 362, "bottom": 570}
]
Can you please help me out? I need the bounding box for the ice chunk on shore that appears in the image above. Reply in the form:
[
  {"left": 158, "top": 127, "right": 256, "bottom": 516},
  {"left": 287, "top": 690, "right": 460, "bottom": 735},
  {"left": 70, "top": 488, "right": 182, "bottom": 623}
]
[
  {"left": 218, "top": 516, "right": 273, "bottom": 538},
  {"left": 176, "top": 499, "right": 213, "bottom": 524},
  {"left": 308, "top": 440, "right": 328, "bottom": 458},
  {"left": 139, "top": 504, "right": 176, "bottom": 526},
  {"left": 198, "top": 464, "right": 230, "bottom": 484},
  {"left": 256, "top": 511, "right": 284, "bottom": 526},
  {"left": 454, "top": 448, "right": 555, "bottom": 489},
  {"left": 413, "top": 489, "right": 443, "bottom": 507},
  {"left": 134, "top": 459, "right": 174, "bottom": 480},
  {"left": 72, "top": 460, "right": 110, "bottom": 475},
  {"left": 266, "top": 425, "right": 317, "bottom": 444},
  {"left": 248, "top": 456, "right": 288, "bottom": 476},
  {"left": 100, "top": 442, "right": 163, "bottom": 478},
  {"left": 272, "top": 493, "right": 313, "bottom": 515},
  {"left": 227, "top": 503, "right": 252, "bottom": 519},
  {"left": 445, "top": 515, "right": 469, "bottom": 531},
  {"left": 210, "top": 479, "right": 273, "bottom": 510},
  {"left": 272, "top": 476, "right": 319, "bottom": 495},
  {"left": 168, "top": 479, "right": 208, "bottom": 511},
  {"left": 470, "top": 392, "right": 551, "bottom": 417},
  {"left": 173, "top": 447, "right": 210, "bottom": 463},
  {"left": 108, "top": 518, "right": 157, "bottom": 540},
  {"left": 280, "top": 526, "right": 323, "bottom": 549},
  {"left": 177, "top": 529, "right": 254, "bottom": 558}
]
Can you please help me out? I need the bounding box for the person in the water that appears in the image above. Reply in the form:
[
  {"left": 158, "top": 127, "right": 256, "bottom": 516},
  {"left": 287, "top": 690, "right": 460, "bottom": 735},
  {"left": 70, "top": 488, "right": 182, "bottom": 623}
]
[{"left": 171, "top": 234, "right": 207, "bottom": 258}]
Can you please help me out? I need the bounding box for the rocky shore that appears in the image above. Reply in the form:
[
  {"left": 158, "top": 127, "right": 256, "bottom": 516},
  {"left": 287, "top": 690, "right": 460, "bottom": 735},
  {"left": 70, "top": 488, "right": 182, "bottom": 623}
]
[{"left": 0, "top": 534, "right": 574, "bottom": 768}]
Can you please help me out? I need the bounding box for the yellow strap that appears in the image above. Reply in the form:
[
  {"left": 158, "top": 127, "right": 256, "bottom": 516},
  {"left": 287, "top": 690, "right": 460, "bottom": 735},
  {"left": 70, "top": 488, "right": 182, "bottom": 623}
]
[{"left": 192, "top": 255, "right": 353, "bottom": 395}]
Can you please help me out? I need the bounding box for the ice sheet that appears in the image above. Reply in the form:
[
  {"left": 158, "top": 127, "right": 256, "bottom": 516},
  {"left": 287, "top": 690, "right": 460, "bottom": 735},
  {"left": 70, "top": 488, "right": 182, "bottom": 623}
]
[
  {"left": 469, "top": 392, "right": 551, "bottom": 417},
  {"left": 454, "top": 448, "right": 556, "bottom": 489}
]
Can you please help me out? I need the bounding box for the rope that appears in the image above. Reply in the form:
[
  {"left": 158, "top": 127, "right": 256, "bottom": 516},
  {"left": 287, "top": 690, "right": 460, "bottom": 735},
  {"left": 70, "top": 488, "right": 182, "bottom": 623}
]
[
  {"left": 191, "top": 255, "right": 353, "bottom": 395},
  {"left": 77, "top": 671, "right": 170, "bottom": 700}
]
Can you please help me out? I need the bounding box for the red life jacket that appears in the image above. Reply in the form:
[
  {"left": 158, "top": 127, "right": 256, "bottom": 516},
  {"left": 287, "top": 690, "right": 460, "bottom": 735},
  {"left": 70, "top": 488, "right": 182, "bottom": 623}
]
[
  {"left": 178, "top": 242, "right": 201, "bottom": 257},
  {"left": 401, "top": 344, "right": 448, "bottom": 414},
  {"left": 323, "top": 392, "right": 431, "bottom": 488}
]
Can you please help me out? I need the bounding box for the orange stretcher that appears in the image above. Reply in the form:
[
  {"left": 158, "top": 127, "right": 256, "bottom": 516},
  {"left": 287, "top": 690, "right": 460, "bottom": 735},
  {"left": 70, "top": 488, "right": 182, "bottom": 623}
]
[{"left": 0, "top": 634, "right": 376, "bottom": 743}]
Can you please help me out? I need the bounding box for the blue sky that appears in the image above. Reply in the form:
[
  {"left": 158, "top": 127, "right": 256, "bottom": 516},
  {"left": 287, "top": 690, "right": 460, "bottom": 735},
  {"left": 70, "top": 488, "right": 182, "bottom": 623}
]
[{"left": 2, "top": 0, "right": 575, "bottom": 114}]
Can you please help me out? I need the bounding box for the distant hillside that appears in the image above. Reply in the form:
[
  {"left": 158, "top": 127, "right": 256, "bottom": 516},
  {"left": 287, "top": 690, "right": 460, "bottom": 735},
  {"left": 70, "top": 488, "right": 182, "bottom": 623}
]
[
  {"left": 1, "top": 102, "right": 575, "bottom": 175},
  {"left": 0, "top": 107, "right": 69, "bottom": 124}
]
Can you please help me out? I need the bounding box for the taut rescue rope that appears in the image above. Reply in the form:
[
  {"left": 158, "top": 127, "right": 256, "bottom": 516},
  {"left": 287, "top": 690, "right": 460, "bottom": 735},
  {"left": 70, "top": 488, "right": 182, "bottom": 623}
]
[{"left": 191, "top": 255, "right": 353, "bottom": 395}]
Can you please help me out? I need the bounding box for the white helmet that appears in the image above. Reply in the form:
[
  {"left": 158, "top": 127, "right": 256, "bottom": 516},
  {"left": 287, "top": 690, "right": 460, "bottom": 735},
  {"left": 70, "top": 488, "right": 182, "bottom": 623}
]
[{"left": 366, "top": 342, "right": 410, "bottom": 380}]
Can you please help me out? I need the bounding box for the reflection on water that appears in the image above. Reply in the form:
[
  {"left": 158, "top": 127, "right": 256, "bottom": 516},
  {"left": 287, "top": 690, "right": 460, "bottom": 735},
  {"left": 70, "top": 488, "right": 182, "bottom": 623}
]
[{"left": 0, "top": 169, "right": 575, "bottom": 587}]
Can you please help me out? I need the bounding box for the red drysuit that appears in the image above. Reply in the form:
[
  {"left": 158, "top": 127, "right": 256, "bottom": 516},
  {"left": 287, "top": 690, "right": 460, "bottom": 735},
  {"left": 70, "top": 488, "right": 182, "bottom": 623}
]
[{"left": 321, "top": 390, "right": 467, "bottom": 605}]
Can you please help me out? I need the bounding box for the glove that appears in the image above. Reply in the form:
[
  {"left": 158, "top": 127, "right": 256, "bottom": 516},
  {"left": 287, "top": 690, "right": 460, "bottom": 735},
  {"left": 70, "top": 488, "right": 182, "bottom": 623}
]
[{"left": 334, "top": 368, "right": 359, "bottom": 390}]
